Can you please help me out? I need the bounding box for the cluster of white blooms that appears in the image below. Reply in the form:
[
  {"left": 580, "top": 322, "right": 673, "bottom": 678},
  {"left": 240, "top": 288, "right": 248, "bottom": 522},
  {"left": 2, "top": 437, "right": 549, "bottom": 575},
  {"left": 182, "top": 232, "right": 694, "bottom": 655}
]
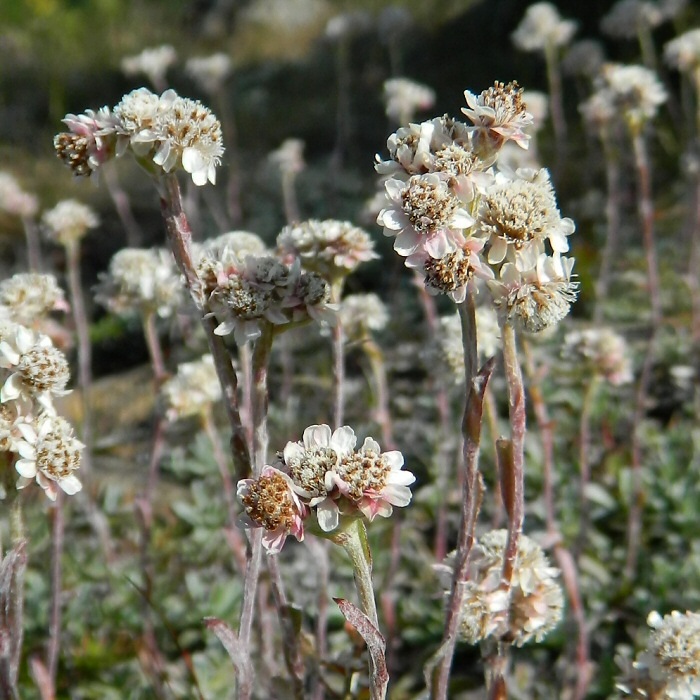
[
  {"left": 376, "top": 81, "right": 578, "bottom": 332},
  {"left": 242, "top": 0, "right": 327, "bottom": 32},
  {"left": 563, "top": 327, "right": 633, "bottom": 385},
  {"left": 161, "top": 354, "right": 222, "bottom": 422},
  {"left": 581, "top": 63, "right": 667, "bottom": 133},
  {"left": 237, "top": 424, "right": 414, "bottom": 552},
  {"left": 511, "top": 2, "right": 578, "bottom": 53},
  {"left": 95, "top": 247, "right": 183, "bottom": 319},
  {"left": 121, "top": 45, "right": 177, "bottom": 89},
  {"left": 54, "top": 87, "right": 224, "bottom": 186},
  {"left": 601, "top": 0, "right": 664, "bottom": 39},
  {"left": 185, "top": 53, "right": 232, "bottom": 94},
  {"left": 436, "top": 530, "right": 564, "bottom": 646},
  {"left": 0, "top": 314, "right": 82, "bottom": 500},
  {"left": 338, "top": 293, "right": 389, "bottom": 341},
  {"left": 269, "top": 139, "right": 306, "bottom": 176},
  {"left": 383, "top": 77, "right": 436, "bottom": 124},
  {"left": 665, "top": 28, "right": 700, "bottom": 75},
  {"left": 616, "top": 610, "right": 700, "bottom": 698},
  {"left": 0, "top": 273, "right": 68, "bottom": 326},
  {"left": 277, "top": 219, "right": 378, "bottom": 281},
  {"left": 42, "top": 199, "right": 99, "bottom": 249},
  {"left": 0, "top": 172, "right": 38, "bottom": 219}
]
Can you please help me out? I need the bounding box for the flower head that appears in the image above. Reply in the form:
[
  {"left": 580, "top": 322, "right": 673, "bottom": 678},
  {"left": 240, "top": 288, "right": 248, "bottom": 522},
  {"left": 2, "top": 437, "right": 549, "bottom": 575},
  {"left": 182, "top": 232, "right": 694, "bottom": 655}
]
[
  {"left": 161, "top": 354, "right": 222, "bottom": 421},
  {"left": 269, "top": 139, "right": 306, "bottom": 176},
  {"left": 339, "top": 293, "right": 389, "bottom": 340},
  {"left": 383, "top": 77, "right": 436, "bottom": 124},
  {"left": 0, "top": 172, "right": 38, "bottom": 218},
  {"left": 96, "top": 247, "right": 182, "bottom": 319},
  {"left": 277, "top": 219, "right": 378, "bottom": 280},
  {"left": 42, "top": 199, "right": 99, "bottom": 248},
  {"left": 476, "top": 168, "right": 574, "bottom": 269},
  {"left": 665, "top": 29, "right": 700, "bottom": 74},
  {"left": 121, "top": 45, "right": 177, "bottom": 89},
  {"left": 237, "top": 466, "right": 307, "bottom": 554},
  {"left": 436, "top": 530, "right": 564, "bottom": 646},
  {"left": 563, "top": 327, "right": 633, "bottom": 385},
  {"left": 14, "top": 412, "right": 83, "bottom": 500},
  {"left": 0, "top": 274, "right": 68, "bottom": 325},
  {"left": 185, "top": 53, "right": 232, "bottom": 94},
  {"left": 512, "top": 2, "right": 577, "bottom": 52},
  {"left": 488, "top": 253, "right": 579, "bottom": 333},
  {"left": 601, "top": 0, "right": 663, "bottom": 39}
]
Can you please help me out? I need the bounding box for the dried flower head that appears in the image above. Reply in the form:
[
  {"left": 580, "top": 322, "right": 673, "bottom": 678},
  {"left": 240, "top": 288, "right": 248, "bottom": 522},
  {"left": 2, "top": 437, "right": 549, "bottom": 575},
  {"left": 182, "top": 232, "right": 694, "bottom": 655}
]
[
  {"left": 563, "top": 327, "right": 633, "bottom": 385},
  {"left": 0, "top": 273, "right": 68, "bottom": 325},
  {"left": 161, "top": 354, "right": 222, "bottom": 421},
  {"left": 462, "top": 81, "right": 534, "bottom": 157},
  {"left": 121, "top": 45, "right": 177, "bottom": 89},
  {"left": 96, "top": 247, "right": 182, "bottom": 318},
  {"left": 437, "top": 530, "right": 564, "bottom": 646},
  {"left": 488, "top": 254, "right": 579, "bottom": 333},
  {"left": 512, "top": 3, "right": 578, "bottom": 52},
  {"left": 339, "top": 293, "right": 389, "bottom": 340},
  {"left": 185, "top": 53, "right": 232, "bottom": 94},
  {"left": 383, "top": 77, "right": 436, "bottom": 124},
  {"left": 476, "top": 168, "right": 575, "bottom": 269},
  {"left": 237, "top": 466, "right": 307, "bottom": 553},
  {"left": 14, "top": 412, "right": 83, "bottom": 500},
  {"left": 42, "top": 199, "right": 99, "bottom": 248},
  {"left": 277, "top": 219, "right": 379, "bottom": 279},
  {"left": 0, "top": 172, "right": 38, "bottom": 218}
]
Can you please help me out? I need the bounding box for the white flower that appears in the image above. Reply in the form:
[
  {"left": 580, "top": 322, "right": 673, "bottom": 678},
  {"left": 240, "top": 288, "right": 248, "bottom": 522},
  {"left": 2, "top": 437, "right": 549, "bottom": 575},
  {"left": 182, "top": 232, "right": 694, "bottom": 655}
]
[
  {"left": 0, "top": 273, "right": 68, "bottom": 325},
  {"left": 665, "top": 29, "right": 700, "bottom": 73},
  {"left": 0, "top": 172, "right": 38, "bottom": 218},
  {"left": 562, "top": 40, "right": 606, "bottom": 79},
  {"left": 383, "top": 77, "right": 436, "bottom": 124},
  {"left": 476, "top": 168, "right": 575, "bottom": 269},
  {"left": 378, "top": 173, "right": 473, "bottom": 259},
  {"left": 161, "top": 354, "right": 222, "bottom": 421},
  {"left": 601, "top": 0, "right": 663, "bottom": 39},
  {"left": 121, "top": 45, "right": 177, "bottom": 88},
  {"left": 512, "top": 3, "right": 578, "bottom": 52},
  {"left": 269, "top": 139, "right": 305, "bottom": 175},
  {"left": 185, "top": 53, "right": 232, "bottom": 94},
  {"left": 339, "top": 293, "right": 389, "bottom": 340},
  {"left": 42, "top": 199, "right": 99, "bottom": 248},
  {"left": 563, "top": 327, "right": 633, "bottom": 385},
  {"left": 14, "top": 412, "right": 83, "bottom": 500}
]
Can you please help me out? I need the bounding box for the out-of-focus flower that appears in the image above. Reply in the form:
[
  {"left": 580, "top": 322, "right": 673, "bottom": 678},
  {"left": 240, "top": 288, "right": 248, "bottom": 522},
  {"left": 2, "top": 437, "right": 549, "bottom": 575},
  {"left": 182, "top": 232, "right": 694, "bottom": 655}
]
[
  {"left": 339, "top": 293, "right": 389, "bottom": 340},
  {"left": 243, "top": 0, "right": 328, "bottom": 32},
  {"left": 0, "top": 325, "right": 70, "bottom": 410},
  {"left": 161, "top": 354, "right": 222, "bottom": 421},
  {"left": 619, "top": 610, "right": 700, "bottom": 699},
  {"left": 277, "top": 219, "right": 378, "bottom": 281},
  {"left": 0, "top": 172, "right": 38, "bottom": 219},
  {"left": 325, "top": 11, "right": 372, "bottom": 39},
  {"left": 383, "top": 77, "right": 436, "bottom": 124},
  {"left": 601, "top": 0, "right": 663, "bottom": 39},
  {"left": 562, "top": 39, "right": 606, "bottom": 79},
  {"left": 0, "top": 274, "right": 68, "bottom": 325},
  {"left": 436, "top": 530, "right": 564, "bottom": 646},
  {"left": 462, "top": 81, "right": 534, "bottom": 157},
  {"left": 42, "top": 199, "right": 99, "bottom": 249},
  {"left": 511, "top": 3, "right": 577, "bottom": 52},
  {"left": 121, "top": 45, "right": 177, "bottom": 89},
  {"left": 269, "top": 139, "right": 306, "bottom": 176},
  {"left": 378, "top": 173, "right": 473, "bottom": 259},
  {"left": 423, "top": 313, "right": 466, "bottom": 386},
  {"left": 476, "top": 305, "right": 501, "bottom": 359},
  {"left": 665, "top": 29, "right": 700, "bottom": 75},
  {"left": 476, "top": 168, "right": 575, "bottom": 269},
  {"left": 185, "top": 53, "right": 232, "bottom": 94},
  {"left": 237, "top": 466, "right": 308, "bottom": 553},
  {"left": 488, "top": 253, "right": 578, "bottom": 333},
  {"left": 14, "top": 412, "right": 83, "bottom": 500},
  {"left": 0, "top": 400, "right": 30, "bottom": 453},
  {"left": 96, "top": 247, "right": 182, "bottom": 319},
  {"left": 562, "top": 327, "right": 633, "bottom": 385}
]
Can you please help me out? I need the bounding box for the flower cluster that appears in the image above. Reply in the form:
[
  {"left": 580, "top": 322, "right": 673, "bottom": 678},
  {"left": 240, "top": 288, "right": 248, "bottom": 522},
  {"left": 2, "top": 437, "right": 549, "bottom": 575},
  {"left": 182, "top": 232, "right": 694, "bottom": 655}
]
[
  {"left": 237, "top": 424, "right": 414, "bottom": 553},
  {"left": 54, "top": 87, "right": 224, "bottom": 186},
  {"left": 0, "top": 172, "right": 38, "bottom": 219},
  {"left": 383, "top": 77, "right": 436, "bottom": 124},
  {"left": 563, "top": 327, "right": 633, "bottom": 386},
  {"left": 121, "top": 45, "right": 177, "bottom": 89},
  {"left": 436, "top": 530, "right": 564, "bottom": 646},
  {"left": 511, "top": 2, "right": 578, "bottom": 53},
  {"left": 95, "top": 247, "right": 183, "bottom": 319},
  {"left": 185, "top": 53, "right": 232, "bottom": 95},
  {"left": 0, "top": 317, "right": 83, "bottom": 500},
  {"left": 616, "top": 610, "right": 700, "bottom": 699},
  {"left": 338, "top": 293, "right": 389, "bottom": 341},
  {"left": 0, "top": 273, "right": 68, "bottom": 327},
  {"left": 160, "top": 354, "right": 222, "bottom": 422},
  {"left": 42, "top": 199, "right": 99, "bottom": 249},
  {"left": 277, "top": 219, "right": 378, "bottom": 281},
  {"left": 665, "top": 28, "right": 700, "bottom": 75},
  {"left": 376, "top": 81, "right": 578, "bottom": 332}
]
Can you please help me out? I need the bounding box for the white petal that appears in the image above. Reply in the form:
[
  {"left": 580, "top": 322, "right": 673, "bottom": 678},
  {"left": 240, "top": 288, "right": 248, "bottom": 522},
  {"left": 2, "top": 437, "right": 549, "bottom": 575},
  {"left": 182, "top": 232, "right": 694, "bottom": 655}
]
[
  {"left": 15, "top": 459, "right": 37, "bottom": 478},
  {"left": 303, "top": 424, "right": 331, "bottom": 449},
  {"left": 59, "top": 475, "right": 82, "bottom": 495},
  {"left": 331, "top": 426, "right": 356, "bottom": 455},
  {"left": 315, "top": 499, "right": 339, "bottom": 532},
  {"left": 1, "top": 374, "right": 22, "bottom": 402}
]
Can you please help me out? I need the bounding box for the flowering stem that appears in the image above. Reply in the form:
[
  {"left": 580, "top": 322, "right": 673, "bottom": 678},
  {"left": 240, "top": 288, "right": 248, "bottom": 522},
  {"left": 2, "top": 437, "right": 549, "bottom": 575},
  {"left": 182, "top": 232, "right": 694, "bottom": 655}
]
[
  {"left": 142, "top": 312, "right": 167, "bottom": 386},
  {"left": 281, "top": 171, "right": 300, "bottom": 225},
  {"left": 594, "top": 130, "right": 622, "bottom": 323},
  {"left": 102, "top": 164, "right": 144, "bottom": 246},
  {"left": 576, "top": 375, "right": 600, "bottom": 555},
  {"left": 361, "top": 336, "right": 395, "bottom": 450},
  {"left": 21, "top": 216, "right": 42, "bottom": 272},
  {"left": 251, "top": 323, "right": 273, "bottom": 474},
  {"left": 330, "top": 278, "right": 346, "bottom": 430},
  {"left": 544, "top": 41, "right": 567, "bottom": 178},
  {"left": 201, "top": 406, "right": 236, "bottom": 528},
  {"left": 160, "top": 173, "right": 251, "bottom": 480},
  {"left": 46, "top": 494, "right": 64, "bottom": 690},
  {"left": 631, "top": 129, "right": 662, "bottom": 328},
  {"left": 429, "top": 292, "right": 492, "bottom": 700}
]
